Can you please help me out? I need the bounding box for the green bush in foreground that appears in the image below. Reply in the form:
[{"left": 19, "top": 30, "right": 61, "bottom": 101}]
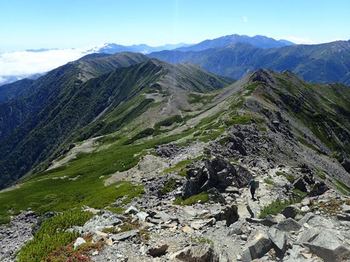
[
  {"left": 174, "top": 192, "right": 209, "bottom": 205},
  {"left": 259, "top": 199, "right": 294, "bottom": 219},
  {"left": 18, "top": 209, "right": 93, "bottom": 262}
]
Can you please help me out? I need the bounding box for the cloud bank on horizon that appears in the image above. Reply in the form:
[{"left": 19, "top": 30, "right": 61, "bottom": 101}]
[{"left": 0, "top": 48, "right": 94, "bottom": 85}]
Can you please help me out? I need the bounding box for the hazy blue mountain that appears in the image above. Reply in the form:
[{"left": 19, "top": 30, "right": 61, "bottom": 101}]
[
  {"left": 150, "top": 40, "right": 350, "bottom": 85},
  {"left": 175, "top": 34, "right": 294, "bottom": 52}
]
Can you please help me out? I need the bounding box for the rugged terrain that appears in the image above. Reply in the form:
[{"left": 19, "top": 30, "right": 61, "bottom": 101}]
[{"left": 0, "top": 54, "right": 350, "bottom": 261}]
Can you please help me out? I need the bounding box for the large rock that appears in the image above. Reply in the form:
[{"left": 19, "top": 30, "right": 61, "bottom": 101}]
[
  {"left": 309, "top": 181, "right": 329, "bottom": 196},
  {"left": 304, "top": 229, "right": 350, "bottom": 262},
  {"left": 341, "top": 157, "right": 350, "bottom": 173},
  {"left": 234, "top": 165, "right": 253, "bottom": 188},
  {"left": 275, "top": 218, "right": 301, "bottom": 232},
  {"left": 147, "top": 244, "right": 169, "bottom": 257},
  {"left": 73, "top": 210, "right": 122, "bottom": 234},
  {"left": 213, "top": 204, "right": 239, "bottom": 226},
  {"left": 281, "top": 205, "right": 299, "bottom": 219},
  {"left": 155, "top": 143, "right": 180, "bottom": 158},
  {"left": 268, "top": 227, "right": 288, "bottom": 256},
  {"left": 112, "top": 229, "right": 139, "bottom": 241},
  {"left": 241, "top": 231, "right": 273, "bottom": 262},
  {"left": 182, "top": 157, "right": 252, "bottom": 198},
  {"left": 293, "top": 178, "right": 308, "bottom": 192},
  {"left": 172, "top": 244, "right": 219, "bottom": 262}
]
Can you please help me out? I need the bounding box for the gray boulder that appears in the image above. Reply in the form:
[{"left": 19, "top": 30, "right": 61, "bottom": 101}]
[
  {"left": 182, "top": 157, "right": 254, "bottom": 198},
  {"left": 304, "top": 229, "right": 350, "bottom": 262},
  {"left": 147, "top": 244, "right": 169, "bottom": 257},
  {"left": 241, "top": 231, "right": 273, "bottom": 262},
  {"left": 155, "top": 143, "right": 180, "bottom": 158},
  {"left": 172, "top": 244, "right": 219, "bottom": 262},
  {"left": 281, "top": 205, "right": 299, "bottom": 219},
  {"left": 246, "top": 215, "right": 280, "bottom": 227},
  {"left": 276, "top": 218, "right": 301, "bottom": 232},
  {"left": 268, "top": 227, "right": 288, "bottom": 256},
  {"left": 213, "top": 204, "right": 239, "bottom": 226},
  {"left": 309, "top": 181, "right": 329, "bottom": 197},
  {"left": 293, "top": 178, "right": 308, "bottom": 192},
  {"left": 112, "top": 229, "right": 139, "bottom": 241}
]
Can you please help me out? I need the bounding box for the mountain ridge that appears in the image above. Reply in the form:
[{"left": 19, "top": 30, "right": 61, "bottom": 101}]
[{"left": 150, "top": 40, "right": 350, "bottom": 85}]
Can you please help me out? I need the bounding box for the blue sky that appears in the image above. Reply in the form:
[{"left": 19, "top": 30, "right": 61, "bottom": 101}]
[{"left": 1, "top": 0, "right": 350, "bottom": 51}]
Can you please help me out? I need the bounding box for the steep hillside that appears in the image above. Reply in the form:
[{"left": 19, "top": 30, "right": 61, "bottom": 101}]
[
  {"left": 150, "top": 40, "right": 350, "bottom": 85},
  {"left": 1, "top": 69, "right": 350, "bottom": 261},
  {"left": 0, "top": 56, "right": 231, "bottom": 188}
]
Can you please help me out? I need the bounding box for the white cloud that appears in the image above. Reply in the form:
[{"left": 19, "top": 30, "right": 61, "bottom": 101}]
[
  {"left": 241, "top": 16, "right": 248, "bottom": 23},
  {"left": 0, "top": 47, "right": 95, "bottom": 82}
]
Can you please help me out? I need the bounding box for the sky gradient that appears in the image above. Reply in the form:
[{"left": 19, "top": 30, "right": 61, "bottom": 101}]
[{"left": 1, "top": 0, "right": 349, "bottom": 51}]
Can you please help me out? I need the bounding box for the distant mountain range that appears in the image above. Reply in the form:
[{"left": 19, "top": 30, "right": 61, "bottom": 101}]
[
  {"left": 175, "top": 34, "right": 294, "bottom": 52},
  {"left": 150, "top": 40, "right": 350, "bottom": 85},
  {"left": 2, "top": 34, "right": 350, "bottom": 87},
  {"left": 0, "top": 34, "right": 293, "bottom": 86}
]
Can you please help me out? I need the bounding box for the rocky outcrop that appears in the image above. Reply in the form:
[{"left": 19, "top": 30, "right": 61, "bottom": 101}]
[
  {"left": 182, "top": 157, "right": 252, "bottom": 198},
  {"left": 156, "top": 144, "right": 181, "bottom": 158}
]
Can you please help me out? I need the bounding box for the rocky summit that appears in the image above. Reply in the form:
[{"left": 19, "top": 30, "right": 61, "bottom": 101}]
[{"left": 0, "top": 52, "right": 350, "bottom": 262}]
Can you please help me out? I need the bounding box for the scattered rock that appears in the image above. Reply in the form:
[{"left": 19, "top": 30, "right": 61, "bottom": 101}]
[
  {"left": 136, "top": 211, "right": 149, "bottom": 221},
  {"left": 112, "top": 230, "right": 139, "bottom": 241},
  {"left": 301, "top": 206, "right": 310, "bottom": 212},
  {"left": 74, "top": 237, "right": 86, "bottom": 250},
  {"left": 190, "top": 218, "right": 216, "bottom": 230},
  {"left": 73, "top": 210, "right": 122, "bottom": 235},
  {"left": 207, "top": 188, "right": 226, "bottom": 203},
  {"left": 342, "top": 204, "right": 350, "bottom": 214},
  {"left": 147, "top": 244, "right": 169, "bottom": 257},
  {"left": 125, "top": 206, "right": 139, "bottom": 215},
  {"left": 228, "top": 221, "right": 244, "bottom": 235},
  {"left": 246, "top": 215, "right": 279, "bottom": 227},
  {"left": 0, "top": 211, "right": 38, "bottom": 262},
  {"left": 337, "top": 213, "right": 350, "bottom": 221},
  {"left": 182, "top": 225, "right": 194, "bottom": 234}
]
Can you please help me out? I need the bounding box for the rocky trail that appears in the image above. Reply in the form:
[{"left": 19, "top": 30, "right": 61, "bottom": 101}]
[{"left": 1, "top": 122, "right": 350, "bottom": 262}]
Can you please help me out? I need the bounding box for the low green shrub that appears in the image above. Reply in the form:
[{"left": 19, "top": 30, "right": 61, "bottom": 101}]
[
  {"left": 18, "top": 210, "right": 93, "bottom": 262},
  {"left": 174, "top": 192, "right": 209, "bottom": 206},
  {"left": 259, "top": 199, "right": 294, "bottom": 219}
]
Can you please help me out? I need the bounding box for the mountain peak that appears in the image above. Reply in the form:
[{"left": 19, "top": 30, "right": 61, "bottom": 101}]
[
  {"left": 173, "top": 34, "right": 294, "bottom": 52},
  {"left": 248, "top": 69, "right": 276, "bottom": 85}
]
